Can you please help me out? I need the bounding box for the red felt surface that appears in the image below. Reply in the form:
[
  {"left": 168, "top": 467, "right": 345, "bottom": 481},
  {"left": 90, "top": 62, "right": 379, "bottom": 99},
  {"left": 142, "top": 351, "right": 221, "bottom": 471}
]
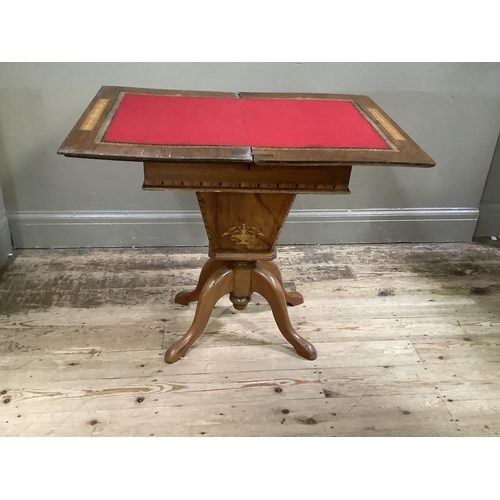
[{"left": 103, "top": 93, "right": 391, "bottom": 149}]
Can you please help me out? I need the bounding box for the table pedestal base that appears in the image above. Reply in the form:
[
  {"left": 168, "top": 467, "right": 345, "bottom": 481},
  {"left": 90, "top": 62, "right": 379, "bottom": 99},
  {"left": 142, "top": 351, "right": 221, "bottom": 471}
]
[
  {"left": 164, "top": 191, "right": 317, "bottom": 363},
  {"left": 165, "top": 259, "right": 317, "bottom": 363}
]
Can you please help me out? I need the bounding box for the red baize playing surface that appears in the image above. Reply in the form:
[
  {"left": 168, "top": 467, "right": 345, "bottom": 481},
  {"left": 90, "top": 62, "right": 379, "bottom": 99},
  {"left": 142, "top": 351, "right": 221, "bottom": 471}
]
[{"left": 103, "top": 93, "right": 391, "bottom": 149}]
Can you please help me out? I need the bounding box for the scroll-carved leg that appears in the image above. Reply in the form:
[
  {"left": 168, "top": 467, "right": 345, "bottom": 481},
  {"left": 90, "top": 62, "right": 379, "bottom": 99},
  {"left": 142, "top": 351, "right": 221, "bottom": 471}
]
[
  {"left": 251, "top": 264, "right": 317, "bottom": 360},
  {"left": 175, "top": 258, "right": 226, "bottom": 305},
  {"left": 165, "top": 266, "right": 234, "bottom": 363},
  {"left": 259, "top": 261, "right": 304, "bottom": 306}
]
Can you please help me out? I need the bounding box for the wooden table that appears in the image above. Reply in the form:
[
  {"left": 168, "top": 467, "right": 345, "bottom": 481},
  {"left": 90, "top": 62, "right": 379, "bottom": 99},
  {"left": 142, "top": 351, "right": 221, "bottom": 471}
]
[{"left": 58, "top": 86, "right": 435, "bottom": 363}]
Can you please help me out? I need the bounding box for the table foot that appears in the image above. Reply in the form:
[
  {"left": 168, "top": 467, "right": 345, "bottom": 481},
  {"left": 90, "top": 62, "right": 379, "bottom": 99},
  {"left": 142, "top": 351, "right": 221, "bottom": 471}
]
[
  {"left": 251, "top": 263, "right": 317, "bottom": 360},
  {"left": 259, "top": 261, "right": 304, "bottom": 306},
  {"left": 165, "top": 266, "right": 234, "bottom": 363},
  {"left": 174, "top": 258, "right": 226, "bottom": 305}
]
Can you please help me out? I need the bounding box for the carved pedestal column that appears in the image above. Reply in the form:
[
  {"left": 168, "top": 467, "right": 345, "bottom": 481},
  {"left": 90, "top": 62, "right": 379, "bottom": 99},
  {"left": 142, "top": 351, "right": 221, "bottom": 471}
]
[{"left": 164, "top": 192, "right": 317, "bottom": 364}]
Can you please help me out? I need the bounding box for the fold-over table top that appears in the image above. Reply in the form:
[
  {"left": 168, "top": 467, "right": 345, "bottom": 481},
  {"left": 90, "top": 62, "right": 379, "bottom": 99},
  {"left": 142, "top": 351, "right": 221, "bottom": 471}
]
[{"left": 58, "top": 86, "right": 435, "bottom": 167}]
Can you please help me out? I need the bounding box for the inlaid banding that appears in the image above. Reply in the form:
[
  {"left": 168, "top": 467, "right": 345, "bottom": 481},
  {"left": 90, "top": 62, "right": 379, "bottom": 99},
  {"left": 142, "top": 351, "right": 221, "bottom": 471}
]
[
  {"left": 367, "top": 108, "right": 405, "bottom": 141},
  {"left": 80, "top": 99, "right": 109, "bottom": 131}
]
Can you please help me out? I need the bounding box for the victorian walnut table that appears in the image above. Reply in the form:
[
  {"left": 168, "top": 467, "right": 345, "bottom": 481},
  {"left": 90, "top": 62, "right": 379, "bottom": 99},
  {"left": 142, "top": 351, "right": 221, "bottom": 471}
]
[{"left": 58, "top": 86, "right": 435, "bottom": 363}]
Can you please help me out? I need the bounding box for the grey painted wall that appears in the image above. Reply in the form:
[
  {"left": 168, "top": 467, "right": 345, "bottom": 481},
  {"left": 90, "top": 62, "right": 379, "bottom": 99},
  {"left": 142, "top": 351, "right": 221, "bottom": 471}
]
[
  {"left": 0, "top": 182, "right": 12, "bottom": 267},
  {"left": 1, "top": 62, "right": 499, "bottom": 248},
  {"left": 475, "top": 133, "right": 500, "bottom": 237}
]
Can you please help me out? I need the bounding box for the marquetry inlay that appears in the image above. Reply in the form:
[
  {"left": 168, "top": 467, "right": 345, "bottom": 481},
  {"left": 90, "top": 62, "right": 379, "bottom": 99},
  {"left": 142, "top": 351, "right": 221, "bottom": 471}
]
[
  {"left": 367, "top": 107, "right": 405, "bottom": 141},
  {"left": 223, "top": 223, "right": 265, "bottom": 245},
  {"left": 79, "top": 99, "right": 109, "bottom": 131}
]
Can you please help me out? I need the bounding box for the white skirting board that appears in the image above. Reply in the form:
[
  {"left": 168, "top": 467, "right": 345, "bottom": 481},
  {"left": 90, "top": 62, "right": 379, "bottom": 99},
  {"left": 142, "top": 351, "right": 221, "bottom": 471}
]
[{"left": 8, "top": 207, "right": 480, "bottom": 249}]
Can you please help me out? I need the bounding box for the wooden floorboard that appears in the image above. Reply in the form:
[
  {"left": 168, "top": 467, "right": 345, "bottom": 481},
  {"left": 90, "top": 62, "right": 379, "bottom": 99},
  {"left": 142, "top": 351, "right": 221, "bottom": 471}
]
[{"left": 1, "top": 241, "right": 499, "bottom": 436}]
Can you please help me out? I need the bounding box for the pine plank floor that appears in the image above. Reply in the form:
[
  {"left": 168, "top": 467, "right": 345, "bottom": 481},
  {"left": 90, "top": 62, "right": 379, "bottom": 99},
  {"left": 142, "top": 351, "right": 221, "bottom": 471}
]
[{"left": 1, "top": 240, "right": 499, "bottom": 437}]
